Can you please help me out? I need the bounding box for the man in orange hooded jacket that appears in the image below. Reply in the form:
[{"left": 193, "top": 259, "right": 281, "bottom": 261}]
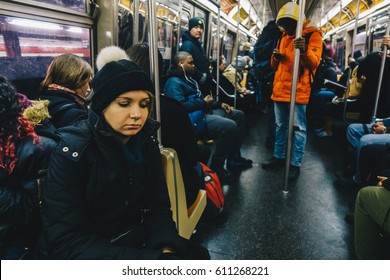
[{"left": 262, "top": 2, "right": 323, "bottom": 179}]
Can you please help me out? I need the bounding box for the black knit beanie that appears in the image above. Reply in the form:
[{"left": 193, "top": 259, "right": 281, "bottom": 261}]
[
  {"left": 91, "top": 60, "right": 154, "bottom": 114},
  {"left": 188, "top": 17, "right": 204, "bottom": 31}
]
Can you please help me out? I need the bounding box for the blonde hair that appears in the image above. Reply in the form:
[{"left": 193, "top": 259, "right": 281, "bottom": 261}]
[{"left": 41, "top": 54, "right": 92, "bottom": 92}]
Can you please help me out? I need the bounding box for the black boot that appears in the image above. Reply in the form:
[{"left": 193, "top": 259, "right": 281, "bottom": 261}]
[{"left": 261, "top": 157, "right": 285, "bottom": 170}]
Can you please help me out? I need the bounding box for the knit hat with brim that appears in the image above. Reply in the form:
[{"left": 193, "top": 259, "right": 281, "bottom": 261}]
[
  {"left": 276, "top": 2, "right": 305, "bottom": 23},
  {"left": 189, "top": 17, "right": 204, "bottom": 31},
  {"left": 91, "top": 60, "right": 154, "bottom": 114}
]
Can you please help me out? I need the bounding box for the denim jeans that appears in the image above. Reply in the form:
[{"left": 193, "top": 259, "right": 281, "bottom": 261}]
[
  {"left": 346, "top": 123, "right": 390, "bottom": 182},
  {"left": 274, "top": 102, "right": 307, "bottom": 167},
  {"left": 205, "top": 108, "right": 246, "bottom": 167}
]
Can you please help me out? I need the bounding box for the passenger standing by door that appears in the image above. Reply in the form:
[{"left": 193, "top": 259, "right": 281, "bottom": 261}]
[
  {"left": 180, "top": 17, "right": 212, "bottom": 96},
  {"left": 261, "top": 2, "right": 323, "bottom": 180}
]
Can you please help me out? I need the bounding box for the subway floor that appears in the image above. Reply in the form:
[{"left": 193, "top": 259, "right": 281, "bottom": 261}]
[{"left": 192, "top": 111, "right": 357, "bottom": 260}]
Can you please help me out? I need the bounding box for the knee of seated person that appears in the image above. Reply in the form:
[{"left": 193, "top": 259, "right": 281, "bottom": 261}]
[{"left": 293, "top": 125, "right": 305, "bottom": 132}]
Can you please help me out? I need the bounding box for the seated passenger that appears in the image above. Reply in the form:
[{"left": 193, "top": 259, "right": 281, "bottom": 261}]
[
  {"left": 125, "top": 42, "right": 211, "bottom": 207},
  {"left": 211, "top": 58, "right": 254, "bottom": 114},
  {"left": 223, "top": 56, "right": 251, "bottom": 97},
  {"left": 309, "top": 44, "right": 339, "bottom": 137},
  {"left": 164, "top": 51, "right": 252, "bottom": 182},
  {"left": 336, "top": 117, "right": 390, "bottom": 188},
  {"left": 38, "top": 60, "right": 209, "bottom": 260},
  {"left": 354, "top": 170, "right": 390, "bottom": 259},
  {"left": 39, "top": 54, "right": 92, "bottom": 128},
  {"left": 0, "top": 76, "right": 57, "bottom": 259}
]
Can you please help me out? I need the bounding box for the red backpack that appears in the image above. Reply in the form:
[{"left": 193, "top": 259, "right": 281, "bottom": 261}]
[{"left": 199, "top": 162, "right": 224, "bottom": 216}]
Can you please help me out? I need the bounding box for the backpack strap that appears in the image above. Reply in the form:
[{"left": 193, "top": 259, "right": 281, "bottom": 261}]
[
  {"left": 303, "top": 32, "right": 315, "bottom": 83},
  {"left": 303, "top": 31, "right": 325, "bottom": 87}
]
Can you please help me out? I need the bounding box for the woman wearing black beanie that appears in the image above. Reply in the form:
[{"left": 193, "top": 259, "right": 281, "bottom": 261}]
[{"left": 38, "top": 60, "right": 209, "bottom": 260}]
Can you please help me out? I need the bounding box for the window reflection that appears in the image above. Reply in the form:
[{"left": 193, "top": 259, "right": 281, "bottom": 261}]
[
  {"left": 0, "top": 15, "right": 90, "bottom": 98},
  {"left": 32, "top": 0, "right": 86, "bottom": 13}
]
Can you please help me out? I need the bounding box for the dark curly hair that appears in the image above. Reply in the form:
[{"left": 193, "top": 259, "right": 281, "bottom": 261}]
[{"left": 0, "top": 75, "right": 39, "bottom": 174}]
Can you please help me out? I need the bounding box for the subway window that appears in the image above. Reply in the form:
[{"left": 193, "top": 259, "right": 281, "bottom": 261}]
[
  {"left": 32, "top": 0, "right": 87, "bottom": 12},
  {"left": 0, "top": 15, "right": 91, "bottom": 98}
]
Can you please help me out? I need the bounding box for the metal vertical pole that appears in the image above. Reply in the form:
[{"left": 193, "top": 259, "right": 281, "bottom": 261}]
[
  {"left": 233, "top": 0, "right": 240, "bottom": 109},
  {"left": 147, "top": 0, "right": 161, "bottom": 144},
  {"left": 343, "top": 0, "right": 361, "bottom": 123},
  {"left": 177, "top": 0, "right": 183, "bottom": 54},
  {"left": 371, "top": 15, "right": 390, "bottom": 122},
  {"left": 216, "top": 8, "right": 221, "bottom": 101},
  {"left": 283, "top": 0, "right": 306, "bottom": 193},
  {"left": 350, "top": 0, "right": 361, "bottom": 69},
  {"left": 133, "top": 0, "right": 140, "bottom": 44}
]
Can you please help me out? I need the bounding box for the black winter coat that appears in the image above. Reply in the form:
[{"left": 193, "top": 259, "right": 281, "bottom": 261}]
[
  {"left": 180, "top": 31, "right": 210, "bottom": 82},
  {"left": 39, "top": 111, "right": 186, "bottom": 259},
  {"left": 357, "top": 53, "right": 390, "bottom": 122},
  {"left": 40, "top": 89, "right": 88, "bottom": 128},
  {"left": 0, "top": 122, "right": 58, "bottom": 259}
]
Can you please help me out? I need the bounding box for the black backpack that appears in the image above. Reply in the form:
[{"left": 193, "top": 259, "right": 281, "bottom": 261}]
[
  {"left": 303, "top": 32, "right": 326, "bottom": 93},
  {"left": 253, "top": 20, "right": 282, "bottom": 83}
]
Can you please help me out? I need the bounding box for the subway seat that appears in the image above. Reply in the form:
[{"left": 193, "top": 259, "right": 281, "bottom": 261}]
[{"left": 161, "top": 148, "right": 207, "bottom": 239}]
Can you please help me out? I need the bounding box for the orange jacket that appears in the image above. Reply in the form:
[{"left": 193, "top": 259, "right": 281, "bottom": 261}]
[{"left": 270, "top": 20, "right": 323, "bottom": 104}]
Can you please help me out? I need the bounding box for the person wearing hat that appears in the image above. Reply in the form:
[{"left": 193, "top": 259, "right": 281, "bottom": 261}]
[
  {"left": 38, "top": 59, "right": 209, "bottom": 260},
  {"left": 180, "top": 17, "right": 212, "bottom": 96},
  {"left": 223, "top": 56, "right": 251, "bottom": 96},
  {"left": 261, "top": 2, "right": 323, "bottom": 180}
]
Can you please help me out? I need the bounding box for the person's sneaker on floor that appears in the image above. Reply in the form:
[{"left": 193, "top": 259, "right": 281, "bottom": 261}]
[
  {"left": 226, "top": 157, "right": 253, "bottom": 169},
  {"left": 288, "top": 165, "right": 300, "bottom": 180},
  {"left": 315, "top": 129, "right": 333, "bottom": 138},
  {"left": 261, "top": 157, "right": 285, "bottom": 169}
]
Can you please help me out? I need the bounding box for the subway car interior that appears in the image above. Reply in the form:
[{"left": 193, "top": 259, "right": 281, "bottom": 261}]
[{"left": 1, "top": 0, "right": 390, "bottom": 260}]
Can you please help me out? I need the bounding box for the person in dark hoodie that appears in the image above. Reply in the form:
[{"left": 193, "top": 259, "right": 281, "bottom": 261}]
[
  {"left": 38, "top": 59, "right": 209, "bottom": 260},
  {"left": 0, "top": 76, "right": 57, "bottom": 259},
  {"left": 39, "top": 54, "right": 92, "bottom": 128},
  {"left": 164, "top": 51, "right": 252, "bottom": 183},
  {"left": 180, "top": 17, "right": 212, "bottom": 96}
]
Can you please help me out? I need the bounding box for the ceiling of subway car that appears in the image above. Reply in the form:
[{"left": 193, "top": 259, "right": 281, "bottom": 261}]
[
  {"left": 221, "top": 0, "right": 388, "bottom": 34},
  {"left": 221, "top": 0, "right": 340, "bottom": 26}
]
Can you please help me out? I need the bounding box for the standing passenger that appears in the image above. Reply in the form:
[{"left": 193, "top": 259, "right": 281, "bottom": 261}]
[
  {"left": 261, "top": 2, "right": 323, "bottom": 180},
  {"left": 180, "top": 17, "right": 212, "bottom": 96},
  {"left": 39, "top": 60, "right": 209, "bottom": 260},
  {"left": 40, "top": 54, "right": 92, "bottom": 128}
]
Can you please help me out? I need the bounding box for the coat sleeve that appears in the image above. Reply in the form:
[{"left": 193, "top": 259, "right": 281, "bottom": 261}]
[
  {"left": 164, "top": 78, "right": 207, "bottom": 112},
  {"left": 300, "top": 31, "right": 323, "bottom": 71},
  {"left": 41, "top": 144, "right": 162, "bottom": 260}
]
